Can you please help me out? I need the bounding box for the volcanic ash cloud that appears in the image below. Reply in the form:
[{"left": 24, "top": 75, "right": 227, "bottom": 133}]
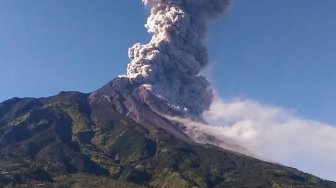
[{"left": 126, "top": 0, "right": 231, "bottom": 115}]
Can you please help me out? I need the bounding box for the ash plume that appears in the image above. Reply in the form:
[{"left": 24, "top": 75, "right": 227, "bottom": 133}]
[
  {"left": 89, "top": 0, "right": 231, "bottom": 144},
  {"left": 126, "top": 0, "right": 231, "bottom": 115}
]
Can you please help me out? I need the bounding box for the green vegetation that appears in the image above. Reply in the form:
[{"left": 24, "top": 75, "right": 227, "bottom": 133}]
[{"left": 0, "top": 91, "right": 335, "bottom": 187}]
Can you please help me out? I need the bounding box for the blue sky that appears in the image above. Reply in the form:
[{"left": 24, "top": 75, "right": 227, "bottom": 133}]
[
  {"left": 209, "top": 0, "right": 336, "bottom": 125},
  {"left": 0, "top": 0, "right": 336, "bottom": 181},
  {"left": 1, "top": 0, "right": 335, "bottom": 124},
  {"left": 0, "top": 0, "right": 147, "bottom": 101}
]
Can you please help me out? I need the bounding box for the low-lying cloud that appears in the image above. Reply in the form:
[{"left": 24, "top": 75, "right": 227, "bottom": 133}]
[{"left": 172, "top": 94, "right": 336, "bottom": 181}]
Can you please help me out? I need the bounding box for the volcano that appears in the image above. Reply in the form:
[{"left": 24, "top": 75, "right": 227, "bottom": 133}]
[
  {"left": 1, "top": 0, "right": 335, "bottom": 187},
  {"left": 1, "top": 91, "right": 335, "bottom": 187}
]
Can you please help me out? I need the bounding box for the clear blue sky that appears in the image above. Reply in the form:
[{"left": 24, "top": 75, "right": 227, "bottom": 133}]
[{"left": 0, "top": 0, "right": 335, "bottom": 125}]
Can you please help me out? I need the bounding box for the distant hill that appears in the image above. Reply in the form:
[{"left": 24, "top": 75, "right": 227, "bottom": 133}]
[{"left": 0, "top": 90, "right": 335, "bottom": 188}]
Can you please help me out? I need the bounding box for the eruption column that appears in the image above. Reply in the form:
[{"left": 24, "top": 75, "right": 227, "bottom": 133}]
[{"left": 127, "top": 0, "right": 230, "bottom": 115}]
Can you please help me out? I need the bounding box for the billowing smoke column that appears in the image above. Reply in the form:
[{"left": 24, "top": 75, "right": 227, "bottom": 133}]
[{"left": 127, "top": 0, "right": 230, "bottom": 115}]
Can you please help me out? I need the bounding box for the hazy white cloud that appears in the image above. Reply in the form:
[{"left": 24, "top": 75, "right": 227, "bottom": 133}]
[{"left": 171, "top": 95, "right": 336, "bottom": 181}]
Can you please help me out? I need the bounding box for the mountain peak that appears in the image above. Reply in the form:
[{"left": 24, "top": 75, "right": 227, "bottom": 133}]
[{"left": 89, "top": 77, "right": 192, "bottom": 142}]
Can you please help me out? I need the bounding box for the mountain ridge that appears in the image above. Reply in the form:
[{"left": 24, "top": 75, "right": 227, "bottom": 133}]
[{"left": 0, "top": 87, "right": 335, "bottom": 187}]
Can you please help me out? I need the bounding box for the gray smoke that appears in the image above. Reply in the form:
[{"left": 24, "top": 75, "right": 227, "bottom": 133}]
[{"left": 126, "top": 0, "right": 231, "bottom": 115}]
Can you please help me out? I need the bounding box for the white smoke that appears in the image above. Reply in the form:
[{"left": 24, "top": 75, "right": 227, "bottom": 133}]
[
  {"left": 126, "top": 0, "right": 230, "bottom": 115},
  {"left": 173, "top": 94, "right": 336, "bottom": 181}
]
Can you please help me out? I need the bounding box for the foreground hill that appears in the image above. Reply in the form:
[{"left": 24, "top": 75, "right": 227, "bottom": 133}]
[{"left": 0, "top": 91, "right": 335, "bottom": 187}]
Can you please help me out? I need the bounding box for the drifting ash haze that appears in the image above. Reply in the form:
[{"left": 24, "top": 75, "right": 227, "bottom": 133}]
[{"left": 168, "top": 95, "right": 336, "bottom": 181}]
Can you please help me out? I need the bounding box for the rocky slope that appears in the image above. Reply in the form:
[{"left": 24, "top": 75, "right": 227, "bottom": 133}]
[{"left": 0, "top": 88, "right": 335, "bottom": 187}]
